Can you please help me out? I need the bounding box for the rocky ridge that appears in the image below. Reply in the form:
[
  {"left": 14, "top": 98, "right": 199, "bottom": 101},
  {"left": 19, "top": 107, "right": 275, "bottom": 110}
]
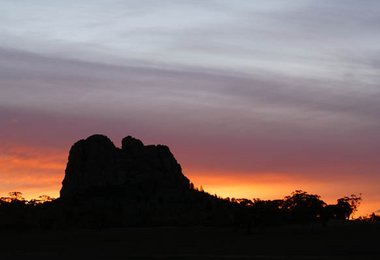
[{"left": 60, "top": 135, "right": 190, "bottom": 198}]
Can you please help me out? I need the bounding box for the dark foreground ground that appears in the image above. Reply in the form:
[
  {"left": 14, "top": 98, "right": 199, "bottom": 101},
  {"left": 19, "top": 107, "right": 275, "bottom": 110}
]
[{"left": 0, "top": 221, "right": 379, "bottom": 260}]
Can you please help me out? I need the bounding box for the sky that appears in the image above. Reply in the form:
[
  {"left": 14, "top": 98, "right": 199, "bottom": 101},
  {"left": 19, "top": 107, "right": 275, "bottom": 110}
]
[{"left": 0, "top": 0, "right": 379, "bottom": 216}]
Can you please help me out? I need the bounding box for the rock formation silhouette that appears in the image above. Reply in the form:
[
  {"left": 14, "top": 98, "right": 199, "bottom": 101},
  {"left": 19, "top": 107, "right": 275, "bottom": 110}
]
[
  {"left": 60, "top": 135, "right": 190, "bottom": 199},
  {"left": 58, "top": 135, "right": 218, "bottom": 227},
  {"left": 0, "top": 134, "right": 358, "bottom": 229}
]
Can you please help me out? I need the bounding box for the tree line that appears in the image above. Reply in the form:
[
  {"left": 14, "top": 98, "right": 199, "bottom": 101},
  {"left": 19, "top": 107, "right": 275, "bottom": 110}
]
[{"left": 0, "top": 189, "right": 377, "bottom": 231}]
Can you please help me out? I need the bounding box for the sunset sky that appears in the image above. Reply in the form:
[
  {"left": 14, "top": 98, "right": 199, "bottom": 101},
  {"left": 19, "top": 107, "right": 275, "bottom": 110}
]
[{"left": 1, "top": 0, "right": 379, "bottom": 216}]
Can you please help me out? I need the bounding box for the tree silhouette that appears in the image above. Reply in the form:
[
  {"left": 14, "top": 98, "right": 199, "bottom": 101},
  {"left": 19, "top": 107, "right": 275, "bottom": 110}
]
[
  {"left": 38, "top": 195, "right": 54, "bottom": 203},
  {"left": 283, "top": 190, "right": 326, "bottom": 222},
  {"left": 335, "top": 194, "right": 362, "bottom": 219},
  {"left": 8, "top": 191, "right": 25, "bottom": 202}
]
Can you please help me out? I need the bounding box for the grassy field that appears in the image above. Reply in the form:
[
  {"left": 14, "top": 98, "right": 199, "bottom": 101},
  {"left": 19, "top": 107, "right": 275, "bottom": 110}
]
[{"left": 0, "top": 221, "right": 379, "bottom": 259}]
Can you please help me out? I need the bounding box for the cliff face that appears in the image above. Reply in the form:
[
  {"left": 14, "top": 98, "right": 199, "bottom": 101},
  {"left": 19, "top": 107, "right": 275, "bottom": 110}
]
[{"left": 60, "top": 135, "right": 190, "bottom": 198}]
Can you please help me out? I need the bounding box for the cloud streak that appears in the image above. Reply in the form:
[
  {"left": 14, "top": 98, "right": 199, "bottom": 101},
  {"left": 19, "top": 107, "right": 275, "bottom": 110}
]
[{"left": 1, "top": 46, "right": 380, "bottom": 176}]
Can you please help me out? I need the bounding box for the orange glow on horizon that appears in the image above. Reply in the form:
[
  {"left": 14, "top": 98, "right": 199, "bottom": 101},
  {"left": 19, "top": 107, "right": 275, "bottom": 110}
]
[
  {"left": 0, "top": 145, "right": 379, "bottom": 217},
  {"left": 185, "top": 169, "right": 380, "bottom": 218},
  {"left": 0, "top": 145, "right": 65, "bottom": 200}
]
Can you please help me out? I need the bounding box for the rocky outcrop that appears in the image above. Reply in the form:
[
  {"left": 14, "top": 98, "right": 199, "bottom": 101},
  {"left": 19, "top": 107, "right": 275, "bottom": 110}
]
[{"left": 60, "top": 134, "right": 190, "bottom": 198}]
